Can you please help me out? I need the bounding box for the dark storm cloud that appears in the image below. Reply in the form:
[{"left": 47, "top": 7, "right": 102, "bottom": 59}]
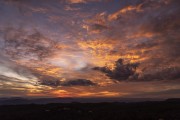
[
  {"left": 93, "top": 59, "right": 139, "bottom": 81},
  {"left": 38, "top": 77, "right": 96, "bottom": 87},
  {"left": 61, "top": 79, "right": 96, "bottom": 86},
  {"left": 93, "top": 58, "right": 180, "bottom": 81},
  {"left": 38, "top": 75, "right": 61, "bottom": 87},
  {"left": 3, "top": 27, "right": 55, "bottom": 60}
]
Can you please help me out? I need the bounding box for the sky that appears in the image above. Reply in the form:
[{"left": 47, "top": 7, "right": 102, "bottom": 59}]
[{"left": 0, "top": 0, "right": 179, "bottom": 98}]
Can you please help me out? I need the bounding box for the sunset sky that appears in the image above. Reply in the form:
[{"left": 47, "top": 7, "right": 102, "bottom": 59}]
[{"left": 0, "top": 0, "right": 179, "bottom": 98}]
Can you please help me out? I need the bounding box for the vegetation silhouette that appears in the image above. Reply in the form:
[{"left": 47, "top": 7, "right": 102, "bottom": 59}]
[{"left": 0, "top": 99, "right": 180, "bottom": 120}]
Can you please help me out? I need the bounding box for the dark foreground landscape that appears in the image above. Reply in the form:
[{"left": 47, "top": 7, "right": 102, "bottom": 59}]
[{"left": 0, "top": 99, "right": 180, "bottom": 120}]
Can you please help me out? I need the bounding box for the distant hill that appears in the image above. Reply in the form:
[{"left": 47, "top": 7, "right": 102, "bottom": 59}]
[
  {"left": 0, "top": 97, "right": 167, "bottom": 105},
  {"left": 0, "top": 97, "right": 73, "bottom": 105}
]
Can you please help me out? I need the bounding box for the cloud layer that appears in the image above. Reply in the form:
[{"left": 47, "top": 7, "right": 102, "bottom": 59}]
[{"left": 0, "top": 0, "right": 179, "bottom": 98}]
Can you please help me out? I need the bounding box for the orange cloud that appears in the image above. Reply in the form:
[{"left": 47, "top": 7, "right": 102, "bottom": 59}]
[
  {"left": 51, "top": 90, "right": 72, "bottom": 97},
  {"left": 78, "top": 91, "right": 120, "bottom": 97},
  {"left": 108, "top": 4, "right": 143, "bottom": 21},
  {"left": 67, "top": 0, "right": 101, "bottom": 4},
  {"left": 67, "top": 0, "right": 87, "bottom": 4}
]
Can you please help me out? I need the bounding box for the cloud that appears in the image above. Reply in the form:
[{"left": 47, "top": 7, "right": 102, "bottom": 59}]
[
  {"left": 133, "top": 0, "right": 180, "bottom": 71},
  {"left": 0, "top": 74, "right": 52, "bottom": 98},
  {"left": 3, "top": 27, "right": 55, "bottom": 60},
  {"left": 66, "top": 0, "right": 101, "bottom": 4},
  {"left": 108, "top": 4, "right": 143, "bottom": 21},
  {"left": 130, "top": 89, "right": 180, "bottom": 98},
  {"left": 30, "top": 7, "right": 49, "bottom": 14},
  {"left": 64, "top": 5, "right": 81, "bottom": 11},
  {"left": 1, "top": 27, "right": 64, "bottom": 88},
  {"left": 0, "top": 0, "right": 179, "bottom": 98},
  {"left": 3, "top": 0, "right": 28, "bottom": 5},
  {"left": 89, "top": 23, "right": 108, "bottom": 33},
  {"left": 61, "top": 79, "right": 96, "bottom": 86},
  {"left": 78, "top": 91, "right": 120, "bottom": 97},
  {"left": 93, "top": 58, "right": 139, "bottom": 81},
  {"left": 2, "top": 0, "right": 53, "bottom": 15},
  {"left": 88, "top": 0, "right": 180, "bottom": 82},
  {"left": 0, "top": 52, "right": 35, "bottom": 81},
  {"left": 93, "top": 58, "right": 180, "bottom": 81},
  {"left": 38, "top": 75, "right": 61, "bottom": 87},
  {"left": 38, "top": 77, "right": 96, "bottom": 87},
  {"left": 83, "top": 12, "right": 108, "bottom": 34},
  {"left": 66, "top": 0, "right": 87, "bottom": 4},
  {"left": 2, "top": 0, "right": 31, "bottom": 14},
  {"left": 139, "top": 67, "right": 180, "bottom": 81}
]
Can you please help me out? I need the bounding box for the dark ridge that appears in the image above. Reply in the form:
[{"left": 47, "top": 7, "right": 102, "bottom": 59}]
[{"left": 0, "top": 100, "right": 179, "bottom": 120}]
